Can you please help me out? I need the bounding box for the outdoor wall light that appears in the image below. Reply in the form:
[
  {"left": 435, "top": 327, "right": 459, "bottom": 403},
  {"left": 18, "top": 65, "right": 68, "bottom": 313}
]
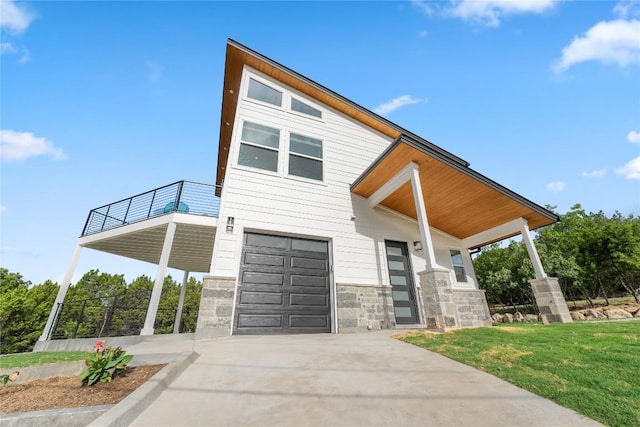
[
  {"left": 226, "top": 217, "right": 235, "bottom": 233},
  {"left": 413, "top": 241, "right": 423, "bottom": 251}
]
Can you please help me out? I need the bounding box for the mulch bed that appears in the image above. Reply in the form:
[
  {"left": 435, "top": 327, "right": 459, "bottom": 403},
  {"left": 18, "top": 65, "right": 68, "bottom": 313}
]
[{"left": 0, "top": 364, "right": 165, "bottom": 414}]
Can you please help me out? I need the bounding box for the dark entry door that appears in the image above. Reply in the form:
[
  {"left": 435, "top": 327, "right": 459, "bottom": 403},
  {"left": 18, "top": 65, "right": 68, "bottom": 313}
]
[
  {"left": 233, "top": 233, "right": 331, "bottom": 334},
  {"left": 385, "top": 240, "right": 419, "bottom": 324}
]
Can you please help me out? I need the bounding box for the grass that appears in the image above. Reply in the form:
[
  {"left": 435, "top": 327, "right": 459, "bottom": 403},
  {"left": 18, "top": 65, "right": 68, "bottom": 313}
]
[
  {"left": 399, "top": 322, "right": 640, "bottom": 427},
  {"left": 0, "top": 351, "right": 87, "bottom": 369}
]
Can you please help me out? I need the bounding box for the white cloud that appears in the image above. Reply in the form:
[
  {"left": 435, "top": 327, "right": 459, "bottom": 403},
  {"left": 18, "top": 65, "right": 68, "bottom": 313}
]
[
  {"left": 627, "top": 130, "right": 640, "bottom": 143},
  {"left": 374, "top": 95, "right": 423, "bottom": 116},
  {"left": 447, "top": 0, "right": 558, "bottom": 27},
  {"left": 0, "top": 129, "right": 65, "bottom": 161},
  {"left": 1, "top": 42, "right": 16, "bottom": 54},
  {"left": 614, "top": 0, "right": 640, "bottom": 18},
  {"left": 546, "top": 181, "right": 566, "bottom": 192},
  {"left": 615, "top": 156, "right": 640, "bottom": 179},
  {"left": 582, "top": 168, "right": 607, "bottom": 177},
  {"left": 0, "top": 204, "right": 6, "bottom": 214},
  {"left": 555, "top": 19, "right": 640, "bottom": 71},
  {"left": 412, "top": 0, "right": 434, "bottom": 16},
  {"left": 0, "top": 0, "right": 34, "bottom": 34}
]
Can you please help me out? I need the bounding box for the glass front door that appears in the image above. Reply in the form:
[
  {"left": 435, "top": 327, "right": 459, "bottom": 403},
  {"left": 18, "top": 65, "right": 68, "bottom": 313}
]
[{"left": 385, "top": 240, "right": 419, "bottom": 324}]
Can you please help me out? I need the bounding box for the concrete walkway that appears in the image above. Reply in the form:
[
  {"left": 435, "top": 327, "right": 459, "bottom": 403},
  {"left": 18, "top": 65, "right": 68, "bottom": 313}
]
[{"left": 128, "top": 331, "right": 601, "bottom": 427}]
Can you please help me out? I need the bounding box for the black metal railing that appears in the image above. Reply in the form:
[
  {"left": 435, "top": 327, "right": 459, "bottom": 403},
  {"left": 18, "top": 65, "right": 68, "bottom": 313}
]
[
  {"left": 49, "top": 290, "right": 197, "bottom": 339},
  {"left": 81, "top": 180, "right": 220, "bottom": 236}
]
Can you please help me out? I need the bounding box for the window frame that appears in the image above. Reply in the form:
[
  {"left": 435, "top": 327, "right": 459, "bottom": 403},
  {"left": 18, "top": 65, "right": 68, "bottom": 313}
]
[
  {"left": 289, "top": 96, "right": 323, "bottom": 121},
  {"left": 244, "top": 76, "right": 285, "bottom": 111},
  {"left": 286, "top": 131, "right": 324, "bottom": 182},
  {"left": 449, "top": 249, "right": 468, "bottom": 283},
  {"left": 236, "top": 119, "right": 281, "bottom": 175}
]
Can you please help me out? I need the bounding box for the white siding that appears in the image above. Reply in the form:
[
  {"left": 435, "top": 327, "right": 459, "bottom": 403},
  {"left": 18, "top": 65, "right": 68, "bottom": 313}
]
[{"left": 211, "top": 67, "right": 478, "bottom": 290}]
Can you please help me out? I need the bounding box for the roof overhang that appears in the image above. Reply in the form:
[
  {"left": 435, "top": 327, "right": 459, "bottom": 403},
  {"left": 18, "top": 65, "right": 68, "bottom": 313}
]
[
  {"left": 79, "top": 213, "right": 217, "bottom": 272},
  {"left": 215, "top": 39, "right": 468, "bottom": 192},
  {"left": 351, "top": 135, "right": 559, "bottom": 248}
]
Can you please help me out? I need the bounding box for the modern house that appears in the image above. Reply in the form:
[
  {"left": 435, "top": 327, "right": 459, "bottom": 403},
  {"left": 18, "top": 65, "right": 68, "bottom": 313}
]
[{"left": 40, "top": 39, "right": 572, "bottom": 342}]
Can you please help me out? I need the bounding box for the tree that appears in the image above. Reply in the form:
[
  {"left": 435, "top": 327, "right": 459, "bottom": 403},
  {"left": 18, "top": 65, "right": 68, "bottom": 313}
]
[{"left": 0, "top": 268, "right": 58, "bottom": 354}]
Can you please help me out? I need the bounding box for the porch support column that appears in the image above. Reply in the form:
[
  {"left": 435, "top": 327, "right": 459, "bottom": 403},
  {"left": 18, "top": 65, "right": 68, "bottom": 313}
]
[
  {"left": 410, "top": 167, "right": 439, "bottom": 270},
  {"left": 520, "top": 221, "right": 572, "bottom": 324},
  {"left": 39, "top": 244, "right": 83, "bottom": 341},
  {"left": 141, "top": 221, "right": 176, "bottom": 335},
  {"left": 173, "top": 270, "right": 189, "bottom": 334},
  {"left": 520, "top": 221, "right": 546, "bottom": 280}
]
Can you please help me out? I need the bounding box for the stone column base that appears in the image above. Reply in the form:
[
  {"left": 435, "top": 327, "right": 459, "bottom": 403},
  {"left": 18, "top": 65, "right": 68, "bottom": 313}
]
[
  {"left": 453, "top": 289, "right": 492, "bottom": 328},
  {"left": 196, "top": 276, "right": 236, "bottom": 338},
  {"left": 419, "top": 268, "right": 459, "bottom": 330},
  {"left": 337, "top": 283, "right": 395, "bottom": 332},
  {"left": 530, "top": 277, "right": 573, "bottom": 324}
]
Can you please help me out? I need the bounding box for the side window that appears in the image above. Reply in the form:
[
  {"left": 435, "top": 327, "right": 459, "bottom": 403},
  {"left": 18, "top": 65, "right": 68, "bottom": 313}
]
[
  {"left": 247, "top": 78, "right": 283, "bottom": 107},
  {"left": 450, "top": 249, "right": 467, "bottom": 283},
  {"left": 238, "top": 121, "right": 280, "bottom": 172},
  {"left": 290, "top": 97, "right": 322, "bottom": 119},
  {"left": 288, "top": 133, "right": 323, "bottom": 181}
]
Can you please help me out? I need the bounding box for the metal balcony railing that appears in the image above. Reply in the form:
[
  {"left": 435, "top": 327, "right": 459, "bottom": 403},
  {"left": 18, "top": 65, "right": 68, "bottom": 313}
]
[{"left": 81, "top": 180, "right": 220, "bottom": 237}]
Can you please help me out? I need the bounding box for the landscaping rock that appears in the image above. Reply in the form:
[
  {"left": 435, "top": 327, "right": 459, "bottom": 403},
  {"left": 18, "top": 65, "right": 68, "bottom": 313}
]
[
  {"left": 635, "top": 310, "right": 640, "bottom": 318},
  {"left": 503, "top": 313, "right": 514, "bottom": 323},
  {"left": 524, "top": 314, "right": 539, "bottom": 323},
  {"left": 570, "top": 311, "right": 586, "bottom": 321},
  {"left": 605, "top": 309, "right": 633, "bottom": 319},
  {"left": 492, "top": 313, "right": 504, "bottom": 323},
  {"left": 584, "top": 309, "right": 605, "bottom": 320},
  {"left": 514, "top": 312, "right": 525, "bottom": 323}
]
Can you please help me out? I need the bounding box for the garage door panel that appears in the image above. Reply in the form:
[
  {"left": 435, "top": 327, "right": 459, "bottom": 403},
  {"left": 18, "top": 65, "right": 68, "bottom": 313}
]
[
  {"left": 290, "top": 293, "right": 328, "bottom": 307},
  {"left": 290, "top": 257, "right": 328, "bottom": 270},
  {"left": 289, "top": 314, "right": 330, "bottom": 328},
  {"left": 290, "top": 274, "right": 328, "bottom": 288},
  {"left": 244, "top": 252, "right": 285, "bottom": 267},
  {"left": 241, "top": 271, "right": 283, "bottom": 285},
  {"left": 239, "top": 291, "right": 284, "bottom": 306},
  {"left": 237, "top": 313, "right": 282, "bottom": 328},
  {"left": 245, "top": 234, "right": 288, "bottom": 249}
]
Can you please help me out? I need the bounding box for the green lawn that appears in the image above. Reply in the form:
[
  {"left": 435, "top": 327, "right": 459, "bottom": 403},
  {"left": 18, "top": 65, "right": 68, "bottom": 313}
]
[
  {"left": 399, "top": 322, "right": 639, "bottom": 427},
  {"left": 0, "top": 351, "right": 87, "bottom": 369}
]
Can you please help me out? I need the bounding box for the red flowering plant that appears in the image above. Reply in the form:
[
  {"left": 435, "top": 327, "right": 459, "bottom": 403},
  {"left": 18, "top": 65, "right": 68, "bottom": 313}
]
[{"left": 78, "top": 340, "right": 134, "bottom": 386}]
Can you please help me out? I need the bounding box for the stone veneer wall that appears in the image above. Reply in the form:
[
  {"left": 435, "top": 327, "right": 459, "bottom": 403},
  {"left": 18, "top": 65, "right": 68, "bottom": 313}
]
[
  {"left": 452, "top": 289, "right": 492, "bottom": 328},
  {"left": 336, "top": 283, "right": 395, "bottom": 332},
  {"left": 196, "top": 276, "right": 236, "bottom": 338},
  {"left": 530, "top": 277, "right": 572, "bottom": 324}
]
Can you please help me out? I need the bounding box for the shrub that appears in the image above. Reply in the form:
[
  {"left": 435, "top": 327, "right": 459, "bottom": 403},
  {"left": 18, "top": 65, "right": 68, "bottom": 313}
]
[{"left": 78, "top": 340, "right": 133, "bottom": 386}]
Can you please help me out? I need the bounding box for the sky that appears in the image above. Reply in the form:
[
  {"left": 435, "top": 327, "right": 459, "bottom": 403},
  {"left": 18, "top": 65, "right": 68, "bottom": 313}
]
[{"left": 1, "top": 0, "right": 639, "bottom": 286}]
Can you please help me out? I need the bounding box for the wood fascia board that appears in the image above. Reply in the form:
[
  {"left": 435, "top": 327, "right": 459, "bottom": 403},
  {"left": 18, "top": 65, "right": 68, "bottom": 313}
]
[
  {"left": 461, "top": 218, "right": 527, "bottom": 249},
  {"left": 368, "top": 162, "right": 419, "bottom": 207}
]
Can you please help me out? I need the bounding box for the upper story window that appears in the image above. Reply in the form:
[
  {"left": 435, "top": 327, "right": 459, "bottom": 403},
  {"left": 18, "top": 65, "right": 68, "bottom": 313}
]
[
  {"left": 289, "top": 133, "right": 323, "bottom": 181},
  {"left": 291, "top": 97, "right": 322, "bottom": 119},
  {"left": 238, "top": 121, "right": 280, "bottom": 172},
  {"left": 247, "top": 78, "right": 282, "bottom": 107},
  {"left": 450, "top": 250, "right": 467, "bottom": 283}
]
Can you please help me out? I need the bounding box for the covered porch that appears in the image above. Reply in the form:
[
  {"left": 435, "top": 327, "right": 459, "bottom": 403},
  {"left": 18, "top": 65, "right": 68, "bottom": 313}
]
[
  {"left": 352, "top": 134, "right": 572, "bottom": 328},
  {"left": 39, "top": 180, "right": 220, "bottom": 341}
]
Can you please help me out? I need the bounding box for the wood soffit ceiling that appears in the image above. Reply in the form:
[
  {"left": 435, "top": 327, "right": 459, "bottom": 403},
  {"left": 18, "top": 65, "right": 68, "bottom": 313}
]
[
  {"left": 215, "top": 40, "right": 558, "bottom": 243},
  {"left": 351, "top": 138, "right": 558, "bottom": 244}
]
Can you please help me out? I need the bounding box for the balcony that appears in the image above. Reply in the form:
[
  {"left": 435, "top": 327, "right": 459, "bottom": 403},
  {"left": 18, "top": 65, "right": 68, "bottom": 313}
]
[{"left": 78, "top": 181, "right": 220, "bottom": 273}]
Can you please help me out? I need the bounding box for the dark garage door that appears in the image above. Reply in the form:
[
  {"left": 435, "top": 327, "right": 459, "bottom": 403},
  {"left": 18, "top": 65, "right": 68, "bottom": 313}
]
[{"left": 233, "top": 233, "right": 331, "bottom": 334}]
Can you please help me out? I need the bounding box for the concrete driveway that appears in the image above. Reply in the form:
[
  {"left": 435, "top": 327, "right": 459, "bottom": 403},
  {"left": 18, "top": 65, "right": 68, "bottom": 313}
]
[{"left": 129, "top": 331, "right": 601, "bottom": 427}]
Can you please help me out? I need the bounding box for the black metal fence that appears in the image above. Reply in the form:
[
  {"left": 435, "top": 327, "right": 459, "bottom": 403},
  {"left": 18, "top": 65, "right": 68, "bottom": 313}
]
[
  {"left": 81, "top": 180, "right": 221, "bottom": 236},
  {"left": 48, "top": 290, "right": 196, "bottom": 339}
]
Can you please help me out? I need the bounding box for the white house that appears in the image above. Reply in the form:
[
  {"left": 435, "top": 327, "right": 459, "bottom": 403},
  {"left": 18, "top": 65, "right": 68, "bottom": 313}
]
[{"left": 40, "top": 40, "right": 572, "bottom": 342}]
